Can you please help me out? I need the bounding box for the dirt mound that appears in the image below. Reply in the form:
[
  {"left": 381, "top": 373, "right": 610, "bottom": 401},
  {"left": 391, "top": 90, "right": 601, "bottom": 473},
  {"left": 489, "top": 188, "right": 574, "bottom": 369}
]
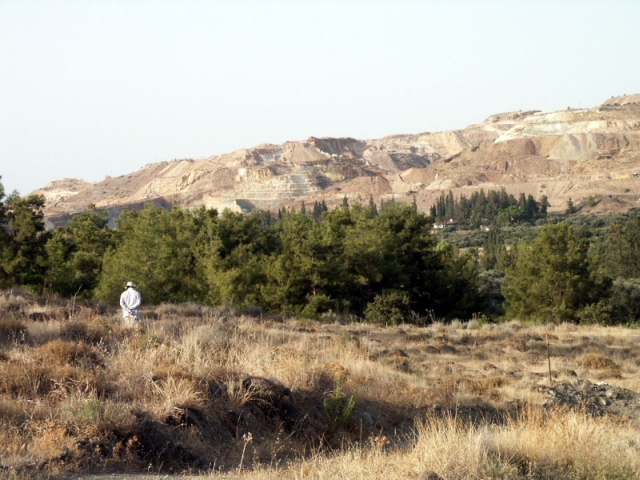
[
  {"left": 542, "top": 379, "right": 640, "bottom": 418},
  {"left": 68, "top": 375, "right": 307, "bottom": 473}
]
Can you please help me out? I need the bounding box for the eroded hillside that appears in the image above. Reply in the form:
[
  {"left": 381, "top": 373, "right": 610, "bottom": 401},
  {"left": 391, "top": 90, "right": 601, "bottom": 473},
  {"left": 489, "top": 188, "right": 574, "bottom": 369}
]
[{"left": 33, "top": 95, "right": 640, "bottom": 226}]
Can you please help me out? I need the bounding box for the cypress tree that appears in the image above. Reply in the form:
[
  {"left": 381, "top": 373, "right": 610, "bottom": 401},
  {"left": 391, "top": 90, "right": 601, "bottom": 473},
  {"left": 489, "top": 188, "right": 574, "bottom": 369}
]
[
  {"left": 525, "top": 194, "right": 538, "bottom": 221},
  {"left": 368, "top": 195, "right": 378, "bottom": 217},
  {"left": 518, "top": 193, "right": 527, "bottom": 211},
  {"left": 539, "top": 195, "right": 549, "bottom": 217}
]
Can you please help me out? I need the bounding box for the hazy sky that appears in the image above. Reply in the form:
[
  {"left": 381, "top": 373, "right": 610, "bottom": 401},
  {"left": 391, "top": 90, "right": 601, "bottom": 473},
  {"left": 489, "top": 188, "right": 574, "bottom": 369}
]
[{"left": 1, "top": 1, "right": 639, "bottom": 195}]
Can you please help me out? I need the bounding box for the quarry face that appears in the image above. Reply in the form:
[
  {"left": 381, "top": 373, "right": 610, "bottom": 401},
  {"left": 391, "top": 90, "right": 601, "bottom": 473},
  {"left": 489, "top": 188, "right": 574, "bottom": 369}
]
[{"left": 33, "top": 95, "right": 640, "bottom": 225}]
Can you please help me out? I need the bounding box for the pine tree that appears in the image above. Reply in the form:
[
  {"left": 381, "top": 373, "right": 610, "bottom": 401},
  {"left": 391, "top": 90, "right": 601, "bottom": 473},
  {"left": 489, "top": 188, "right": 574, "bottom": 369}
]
[
  {"left": 503, "top": 223, "right": 610, "bottom": 322},
  {"left": 446, "top": 191, "right": 455, "bottom": 220},
  {"left": 0, "top": 192, "right": 49, "bottom": 287},
  {"left": 45, "top": 205, "right": 113, "bottom": 297},
  {"left": 604, "top": 217, "right": 640, "bottom": 279},
  {"left": 95, "top": 205, "right": 206, "bottom": 304}
]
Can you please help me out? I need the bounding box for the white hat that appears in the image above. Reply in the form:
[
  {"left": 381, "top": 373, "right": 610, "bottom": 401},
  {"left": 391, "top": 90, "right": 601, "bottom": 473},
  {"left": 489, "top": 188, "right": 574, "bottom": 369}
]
[{"left": 126, "top": 281, "right": 136, "bottom": 288}]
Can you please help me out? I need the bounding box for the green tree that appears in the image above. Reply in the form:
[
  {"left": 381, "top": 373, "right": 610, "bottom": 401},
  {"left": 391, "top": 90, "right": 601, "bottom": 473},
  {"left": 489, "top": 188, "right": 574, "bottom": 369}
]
[
  {"left": 539, "top": 195, "right": 549, "bottom": 217},
  {"left": 199, "top": 209, "right": 276, "bottom": 307},
  {"left": 603, "top": 217, "right": 640, "bottom": 279},
  {"left": 503, "top": 223, "right": 611, "bottom": 323},
  {"left": 373, "top": 203, "right": 445, "bottom": 316},
  {"left": 262, "top": 211, "right": 334, "bottom": 313},
  {"left": 0, "top": 177, "right": 8, "bottom": 286},
  {"left": 95, "top": 205, "right": 208, "bottom": 304},
  {"left": 0, "top": 177, "right": 6, "bottom": 227},
  {"left": 481, "top": 225, "right": 509, "bottom": 272},
  {"left": 45, "top": 205, "right": 113, "bottom": 297},
  {"left": 368, "top": 195, "right": 378, "bottom": 217},
  {"left": 364, "top": 290, "right": 411, "bottom": 325},
  {"left": 0, "top": 192, "right": 49, "bottom": 288},
  {"left": 525, "top": 194, "right": 538, "bottom": 221},
  {"left": 434, "top": 241, "right": 484, "bottom": 320},
  {"left": 608, "top": 278, "right": 640, "bottom": 324}
]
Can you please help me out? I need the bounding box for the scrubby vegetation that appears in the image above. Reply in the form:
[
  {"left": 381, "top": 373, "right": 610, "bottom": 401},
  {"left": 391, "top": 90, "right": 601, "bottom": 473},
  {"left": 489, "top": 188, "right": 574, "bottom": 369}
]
[
  {"left": 3, "top": 176, "right": 640, "bottom": 327},
  {"left": 1, "top": 291, "right": 640, "bottom": 478},
  {"left": 4, "top": 172, "right": 640, "bottom": 478}
]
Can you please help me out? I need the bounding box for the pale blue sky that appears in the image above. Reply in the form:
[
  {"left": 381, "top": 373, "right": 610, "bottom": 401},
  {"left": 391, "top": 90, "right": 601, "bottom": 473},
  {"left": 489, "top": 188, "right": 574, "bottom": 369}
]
[{"left": 1, "top": 1, "right": 639, "bottom": 195}]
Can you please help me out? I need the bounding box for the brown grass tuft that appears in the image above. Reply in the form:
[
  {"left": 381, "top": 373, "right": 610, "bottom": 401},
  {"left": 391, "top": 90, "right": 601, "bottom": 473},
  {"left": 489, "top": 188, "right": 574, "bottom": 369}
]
[
  {"left": 0, "top": 318, "right": 28, "bottom": 343},
  {"left": 36, "top": 339, "right": 101, "bottom": 368},
  {"left": 582, "top": 352, "right": 620, "bottom": 370}
]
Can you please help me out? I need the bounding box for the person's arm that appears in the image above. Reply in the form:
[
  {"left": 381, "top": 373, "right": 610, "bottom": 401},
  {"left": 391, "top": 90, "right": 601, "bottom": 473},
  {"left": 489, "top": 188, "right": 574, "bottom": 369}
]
[
  {"left": 120, "top": 293, "right": 127, "bottom": 310},
  {"left": 129, "top": 291, "right": 141, "bottom": 310}
]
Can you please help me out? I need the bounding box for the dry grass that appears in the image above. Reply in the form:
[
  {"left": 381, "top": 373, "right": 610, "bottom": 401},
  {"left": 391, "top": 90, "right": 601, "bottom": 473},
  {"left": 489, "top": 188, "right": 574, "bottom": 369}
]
[
  {"left": 1, "top": 290, "right": 640, "bottom": 478},
  {"left": 582, "top": 352, "right": 620, "bottom": 369},
  {"left": 238, "top": 409, "right": 639, "bottom": 480}
]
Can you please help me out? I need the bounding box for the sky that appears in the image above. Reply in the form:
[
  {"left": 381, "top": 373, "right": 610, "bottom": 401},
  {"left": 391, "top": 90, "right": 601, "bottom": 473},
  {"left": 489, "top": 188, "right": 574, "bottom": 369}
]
[{"left": 1, "top": 1, "right": 639, "bottom": 195}]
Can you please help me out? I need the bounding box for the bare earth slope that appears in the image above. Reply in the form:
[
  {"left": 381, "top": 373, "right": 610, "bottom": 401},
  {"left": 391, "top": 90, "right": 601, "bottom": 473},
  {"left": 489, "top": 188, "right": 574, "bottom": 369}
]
[{"left": 33, "top": 95, "right": 640, "bottom": 225}]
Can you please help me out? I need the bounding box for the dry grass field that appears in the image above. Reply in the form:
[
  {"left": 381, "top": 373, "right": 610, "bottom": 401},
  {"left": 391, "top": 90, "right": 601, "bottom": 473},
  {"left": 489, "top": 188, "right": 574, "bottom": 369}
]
[{"left": 1, "top": 288, "right": 640, "bottom": 479}]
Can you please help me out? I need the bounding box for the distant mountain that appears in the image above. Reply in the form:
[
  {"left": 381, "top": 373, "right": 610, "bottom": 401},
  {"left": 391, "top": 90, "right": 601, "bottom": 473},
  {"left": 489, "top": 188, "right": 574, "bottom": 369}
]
[{"left": 33, "top": 94, "right": 640, "bottom": 226}]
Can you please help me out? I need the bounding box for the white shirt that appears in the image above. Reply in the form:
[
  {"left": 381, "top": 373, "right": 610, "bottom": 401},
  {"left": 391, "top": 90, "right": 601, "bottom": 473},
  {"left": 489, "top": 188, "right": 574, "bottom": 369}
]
[{"left": 120, "top": 288, "right": 141, "bottom": 319}]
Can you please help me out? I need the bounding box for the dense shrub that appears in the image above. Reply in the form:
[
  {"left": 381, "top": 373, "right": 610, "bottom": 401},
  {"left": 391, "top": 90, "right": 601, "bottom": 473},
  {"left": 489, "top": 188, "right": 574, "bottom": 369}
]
[
  {"left": 364, "top": 291, "right": 412, "bottom": 325},
  {"left": 608, "top": 278, "right": 640, "bottom": 324}
]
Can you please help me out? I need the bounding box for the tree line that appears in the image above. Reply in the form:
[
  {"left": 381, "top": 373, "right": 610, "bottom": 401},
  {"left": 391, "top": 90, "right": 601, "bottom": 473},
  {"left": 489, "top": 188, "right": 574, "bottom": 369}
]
[
  {"left": 430, "top": 189, "right": 549, "bottom": 227},
  {"left": 2, "top": 176, "right": 640, "bottom": 325}
]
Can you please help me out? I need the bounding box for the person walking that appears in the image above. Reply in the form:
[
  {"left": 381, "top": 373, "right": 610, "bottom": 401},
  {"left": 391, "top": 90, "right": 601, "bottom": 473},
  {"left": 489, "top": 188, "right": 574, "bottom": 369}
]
[{"left": 120, "top": 281, "right": 141, "bottom": 326}]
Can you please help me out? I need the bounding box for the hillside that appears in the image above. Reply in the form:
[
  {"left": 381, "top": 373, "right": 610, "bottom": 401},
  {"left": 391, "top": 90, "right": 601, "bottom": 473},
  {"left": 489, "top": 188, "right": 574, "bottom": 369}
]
[
  {"left": 2, "top": 290, "right": 640, "bottom": 478},
  {"left": 32, "top": 94, "right": 640, "bottom": 226}
]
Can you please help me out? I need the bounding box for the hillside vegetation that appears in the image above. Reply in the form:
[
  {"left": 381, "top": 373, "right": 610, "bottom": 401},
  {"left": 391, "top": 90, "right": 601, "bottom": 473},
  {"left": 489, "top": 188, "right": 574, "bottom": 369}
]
[
  {"left": 3, "top": 175, "right": 640, "bottom": 326},
  {"left": 1, "top": 290, "right": 640, "bottom": 479},
  {"left": 4, "top": 176, "right": 640, "bottom": 478}
]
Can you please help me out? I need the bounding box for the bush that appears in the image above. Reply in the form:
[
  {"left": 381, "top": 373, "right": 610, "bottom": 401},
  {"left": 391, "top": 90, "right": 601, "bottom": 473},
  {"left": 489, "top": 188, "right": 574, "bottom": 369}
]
[
  {"left": 301, "top": 294, "right": 332, "bottom": 319},
  {"left": 364, "top": 291, "right": 412, "bottom": 325},
  {"left": 608, "top": 278, "right": 640, "bottom": 324},
  {"left": 578, "top": 301, "right": 614, "bottom": 326}
]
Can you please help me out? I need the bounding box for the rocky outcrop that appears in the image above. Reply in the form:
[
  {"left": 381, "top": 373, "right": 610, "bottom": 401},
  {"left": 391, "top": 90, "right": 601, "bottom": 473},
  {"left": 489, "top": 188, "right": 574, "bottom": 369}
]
[
  {"left": 32, "top": 95, "right": 640, "bottom": 225},
  {"left": 542, "top": 379, "right": 640, "bottom": 419}
]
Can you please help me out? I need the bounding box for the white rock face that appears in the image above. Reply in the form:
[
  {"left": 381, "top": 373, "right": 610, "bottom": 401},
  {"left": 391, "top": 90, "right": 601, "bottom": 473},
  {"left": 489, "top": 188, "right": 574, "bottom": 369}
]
[{"left": 32, "top": 95, "right": 640, "bottom": 225}]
